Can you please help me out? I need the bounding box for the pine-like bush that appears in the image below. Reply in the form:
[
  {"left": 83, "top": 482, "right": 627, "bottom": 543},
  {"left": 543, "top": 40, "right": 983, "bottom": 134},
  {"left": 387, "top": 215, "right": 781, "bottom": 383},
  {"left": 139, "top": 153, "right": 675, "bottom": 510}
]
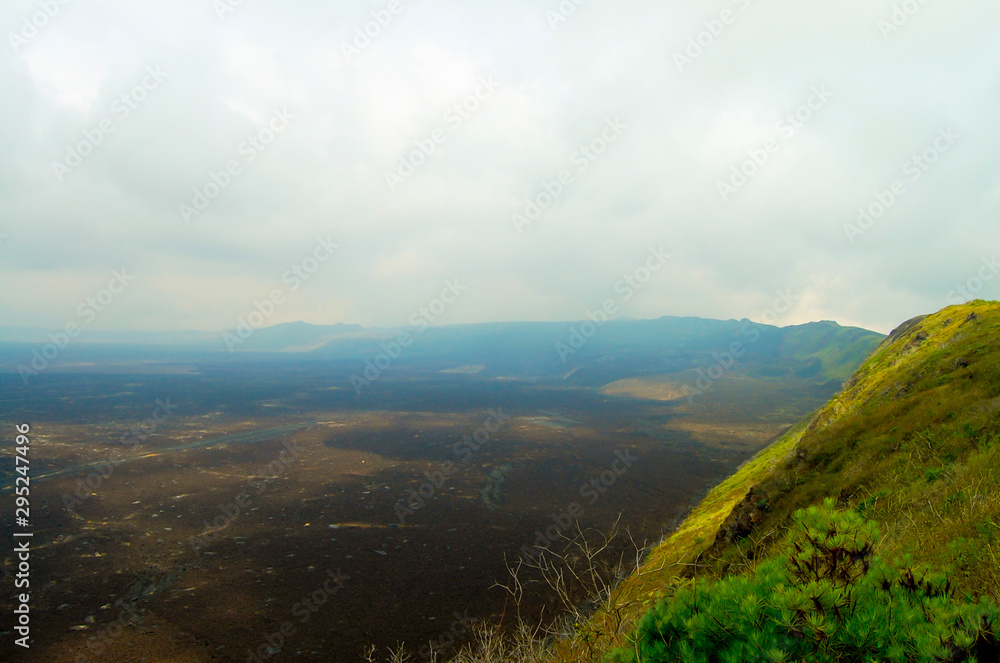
[{"left": 609, "top": 500, "right": 999, "bottom": 663}]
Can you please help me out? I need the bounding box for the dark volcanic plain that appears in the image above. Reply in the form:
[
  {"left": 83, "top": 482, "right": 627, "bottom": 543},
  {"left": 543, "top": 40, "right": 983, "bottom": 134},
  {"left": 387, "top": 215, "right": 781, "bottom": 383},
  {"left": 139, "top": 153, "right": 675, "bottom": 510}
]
[{"left": 0, "top": 359, "right": 840, "bottom": 661}]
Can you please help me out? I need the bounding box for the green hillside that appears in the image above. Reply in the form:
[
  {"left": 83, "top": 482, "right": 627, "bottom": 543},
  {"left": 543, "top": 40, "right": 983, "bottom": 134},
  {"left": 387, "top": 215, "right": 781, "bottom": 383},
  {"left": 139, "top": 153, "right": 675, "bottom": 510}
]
[
  {"left": 777, "top": 320, "right": 888, "bottom": 382},
  {"left": 540, "top": 301, "right": 1000, "bottom": 662},
  {"left": 368, "top": 302, "right": 997, "bottom": 662}
]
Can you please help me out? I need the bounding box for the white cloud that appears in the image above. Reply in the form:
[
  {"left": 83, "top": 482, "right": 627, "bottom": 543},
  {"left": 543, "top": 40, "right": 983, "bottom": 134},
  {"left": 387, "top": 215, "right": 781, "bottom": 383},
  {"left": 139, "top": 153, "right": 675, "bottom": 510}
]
[{"left": 0, "top": 0, "right": 997, "bottom": 334}]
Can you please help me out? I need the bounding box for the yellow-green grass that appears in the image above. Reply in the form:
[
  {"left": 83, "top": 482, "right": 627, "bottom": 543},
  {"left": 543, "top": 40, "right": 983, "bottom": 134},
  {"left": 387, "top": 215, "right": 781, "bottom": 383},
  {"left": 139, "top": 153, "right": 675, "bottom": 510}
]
[{"left": 549, "top": 301, "right": 1000, "bottom": 662}]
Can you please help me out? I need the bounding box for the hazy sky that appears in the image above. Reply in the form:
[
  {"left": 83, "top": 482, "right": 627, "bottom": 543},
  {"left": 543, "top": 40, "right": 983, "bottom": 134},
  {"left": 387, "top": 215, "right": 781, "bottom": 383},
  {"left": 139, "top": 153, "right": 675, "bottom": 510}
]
[{"left": 1, "top": 0, "right": 997, "bottom": 334}]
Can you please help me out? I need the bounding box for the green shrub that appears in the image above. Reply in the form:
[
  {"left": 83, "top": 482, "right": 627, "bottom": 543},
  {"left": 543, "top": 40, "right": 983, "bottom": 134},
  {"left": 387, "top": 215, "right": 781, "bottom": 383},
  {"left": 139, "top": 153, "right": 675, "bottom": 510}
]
[{"left": 609, "top": 501, "right": 999, "bottom": 663}]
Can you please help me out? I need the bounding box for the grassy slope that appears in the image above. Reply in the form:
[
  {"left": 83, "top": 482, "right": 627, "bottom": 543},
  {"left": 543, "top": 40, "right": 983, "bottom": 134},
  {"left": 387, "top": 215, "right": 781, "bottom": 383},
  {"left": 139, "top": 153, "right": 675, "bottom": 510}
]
[
  {"left": 777, "top": 321, "right": 886, "bottom": 382},
  {"left": 551, "top": 301, "right": 1000, "bottom": 661}
]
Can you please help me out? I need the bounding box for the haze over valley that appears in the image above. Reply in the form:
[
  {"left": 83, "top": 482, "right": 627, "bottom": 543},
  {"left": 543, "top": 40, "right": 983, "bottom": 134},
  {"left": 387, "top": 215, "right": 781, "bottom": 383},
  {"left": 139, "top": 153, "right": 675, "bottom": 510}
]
[{"left": 1, "top": 0, "right": 997, "bottom": 661}]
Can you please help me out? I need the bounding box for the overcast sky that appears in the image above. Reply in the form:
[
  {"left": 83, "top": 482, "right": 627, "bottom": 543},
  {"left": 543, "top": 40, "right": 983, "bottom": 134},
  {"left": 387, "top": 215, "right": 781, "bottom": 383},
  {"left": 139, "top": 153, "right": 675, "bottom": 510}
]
[{"left": 0, "top": 0, "right": 997, "bottom": 335}]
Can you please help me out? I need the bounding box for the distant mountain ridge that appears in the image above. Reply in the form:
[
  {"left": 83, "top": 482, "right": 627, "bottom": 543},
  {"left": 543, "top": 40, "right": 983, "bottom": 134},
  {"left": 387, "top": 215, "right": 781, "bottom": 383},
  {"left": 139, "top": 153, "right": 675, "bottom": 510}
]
[
  {"left": 549, "top": 300, "right": 1000, "bottom": 662},
  {"left": 0, "top": 317, "right": 883, "bottom": 393},
  {"left": 0, "top": 322, "right": 364, "bottom": 349},
  {"left": 306, "top": 316, "right": 883, "bottom": 385}
]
